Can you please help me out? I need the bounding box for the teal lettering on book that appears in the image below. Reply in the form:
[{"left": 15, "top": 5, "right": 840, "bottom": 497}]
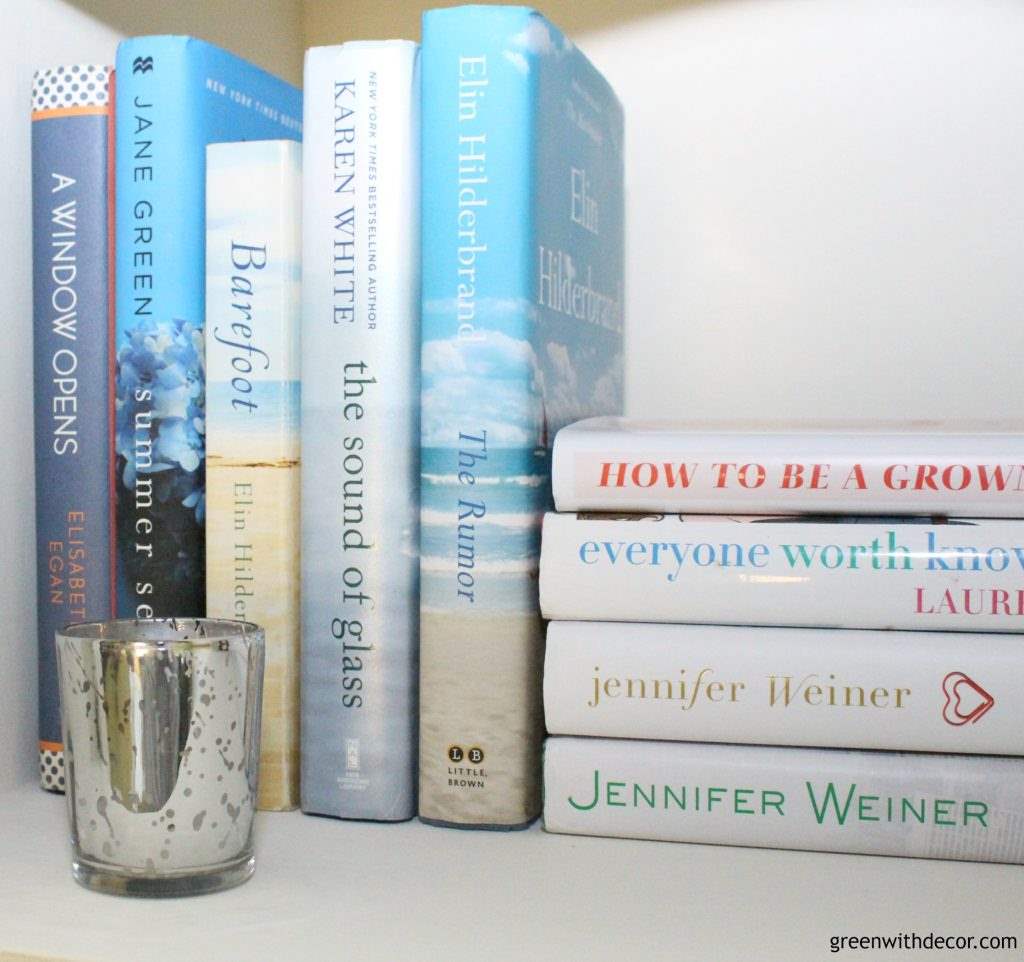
[
  {"left": 804, "top": 782, "right": 989, "bottom": 827},
  {"left": 562, "top": 770, "right": 991, "bottom": 829},
  {"left": 574, "top": 529, "right": 1024, "bottom": 581},
  {"left": 567, "top": 769, "right": 787, "bottom": 816}
]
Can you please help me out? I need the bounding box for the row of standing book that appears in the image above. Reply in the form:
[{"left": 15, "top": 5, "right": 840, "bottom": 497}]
[
  {"left": 540, "top": 419, "right": 1024, "bottom": 862},
  {"left": 33, "top": 6, "right": 1024, "bottom": 862},
  {"left": 32, "top": 6, "right": 625, "bottom": 826}
]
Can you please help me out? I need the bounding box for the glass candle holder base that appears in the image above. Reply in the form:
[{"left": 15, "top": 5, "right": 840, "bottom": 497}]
[
  {"left": 56, "top": 618, "right": 266, "bottom": 898},
  {"left": 72, "top": 851, "right": 256, "bottom": 898}
]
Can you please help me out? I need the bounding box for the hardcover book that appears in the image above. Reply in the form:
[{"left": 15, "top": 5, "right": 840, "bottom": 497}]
[
  {"left": 114, "top": 36, "right": 302, "bottom": 620},
  {"left": 419, "top": 5, "right": 624, "bottom": 829},
  {"left": 32, "top": 65, "right": 116, "bottom": 792},
  {"left": 545, "top": 621, "right": 1023, "bottom": 754},
  {"left": 540, "top": 513, "right": 1024, "bottom": 631},
  {"left": 301, "top": 42, "right": 420, "bottom": 821},
  {"left": 206, "top": 140, "right": 301, "bottom": 811},
  {"left": 552, "top": 417, "right": 1024, "bottom": 516},
  {"left": 544, "top": 737, "right": 1024, "bottom": 863}
]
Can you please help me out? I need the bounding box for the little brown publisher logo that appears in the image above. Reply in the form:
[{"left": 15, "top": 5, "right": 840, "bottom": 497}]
[{"left": 447, "top": 745, "right": 486, "bottom": 789}]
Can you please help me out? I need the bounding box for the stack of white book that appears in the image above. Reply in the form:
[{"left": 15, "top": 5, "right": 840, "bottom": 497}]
[{"left": 539, "top": 417, "right": 1024, "bottom": 862}]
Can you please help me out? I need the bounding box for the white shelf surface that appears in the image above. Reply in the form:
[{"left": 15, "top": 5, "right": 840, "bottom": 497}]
[{"left": 2, "top": 784, "right": 1023, "bottom": 962}]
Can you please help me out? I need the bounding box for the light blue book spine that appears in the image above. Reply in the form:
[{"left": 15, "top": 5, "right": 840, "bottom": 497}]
[
  {"left": 114, "top": 36, "right": 302, "bottom": 619},
  {"left": 301, "top": 42, "right": 421, "bottom": 820},
  {"left": 419, "top": 5, "right": 624, "bottom": 829}
]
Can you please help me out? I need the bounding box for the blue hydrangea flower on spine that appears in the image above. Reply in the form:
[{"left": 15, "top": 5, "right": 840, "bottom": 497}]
[{"left": 115, "top": 317, "right": 206, "bottom": 572}]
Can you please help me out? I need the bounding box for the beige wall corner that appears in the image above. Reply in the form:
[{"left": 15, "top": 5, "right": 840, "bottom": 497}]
[
  {"left": 302, "top": 0, "right": 701, "bottom": 46},
  {"left": 68, "top": 0, "right": 304, "bottom": 83}
]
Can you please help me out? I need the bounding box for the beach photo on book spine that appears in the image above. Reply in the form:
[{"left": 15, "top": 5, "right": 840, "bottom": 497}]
[
  {"left": 418, "top": 5, "right": 624, "bottom": 830},
  {"left": 205, "top": 140, "right": 302, "bottom": 812}
]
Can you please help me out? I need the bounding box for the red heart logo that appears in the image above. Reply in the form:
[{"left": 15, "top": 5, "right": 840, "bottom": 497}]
[{"left": 942, "top": 672, "right": 995, "bottom": 726}]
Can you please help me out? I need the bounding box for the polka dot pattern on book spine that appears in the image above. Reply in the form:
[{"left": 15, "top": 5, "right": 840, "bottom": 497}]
[
  {"left": 40, "top": 746, "right": 66, "bottom": 794},
  {"left": 32, "top": 64, "right": 110, "bottom": 112}
]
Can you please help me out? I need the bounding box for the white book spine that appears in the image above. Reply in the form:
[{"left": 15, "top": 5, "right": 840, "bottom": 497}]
[
  {"left": 543, "top": 737, "right": 1024, "bottom": 863},
  {"left": 539, "top": 513, "right": 1024, "bottom": 632},
  {"left": 552, "top": 417, "right": 1024, "bottom": 515},
  {"left": 300, "top": 42, "right": 421, "bottom": 820},
  {"left": 544, "top": 622, "right": 1020, "bottom": 754}
]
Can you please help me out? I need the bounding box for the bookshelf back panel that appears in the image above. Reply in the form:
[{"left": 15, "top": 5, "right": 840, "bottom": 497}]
[{"left": 580, "top": 0, "right": 1024, "bottom": 421}]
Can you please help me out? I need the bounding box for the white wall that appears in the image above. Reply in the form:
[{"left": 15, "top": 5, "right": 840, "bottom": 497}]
[{"left": 578, "top": 0, "right": 1024, "bottom": 419}]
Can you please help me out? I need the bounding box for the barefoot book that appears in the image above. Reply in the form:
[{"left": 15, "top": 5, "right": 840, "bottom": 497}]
[
  {"left": 419, "top": 5, "right": 624, "bottom": 828},
  {"left": 205, "top": 139, "right": 302, "bottom": 811}
]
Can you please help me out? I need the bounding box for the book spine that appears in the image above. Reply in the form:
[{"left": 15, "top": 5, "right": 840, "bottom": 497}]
[
  {"left": 419, "top": 9, "right": 625, "bottom": 828},
  {"left": 32, "top": 65, "right": 115, "bottom": 792},
  {"left": 552, "top": 426, "right": 1024, "bottom": 516},
  {"left": 540, "top": 513, "right": 1024, "bottom": 631},
  {"left": 418, "top": 7, "right": 543, "bottom": 829},
  {"left": 205, "top": 140, "right": 302, "bottom": 811},
  {"left": 544, "top": 621, "right": 1023, "bottom": 754},
  {"left": 543, "top": 737, "right": 1024, "bottom": 863},
  {"left": 300, "top": 43, "right": 420, "bottom": 820},
  {"left": 114, "top": 38, "right": 301, "bottom": 621},
  {"left": 114, "top": 38, "right": 205, "bottom": 619}
]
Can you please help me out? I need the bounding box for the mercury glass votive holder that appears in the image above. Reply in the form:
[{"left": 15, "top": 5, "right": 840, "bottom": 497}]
[{"left": 55, "top": 618, "right": 265, "bottom": 897}]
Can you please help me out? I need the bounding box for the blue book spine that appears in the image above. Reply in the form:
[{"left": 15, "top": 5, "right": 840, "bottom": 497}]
[
  {"left": 419, "top": 5, "right": 624, "bottom": 828},
  {"left": 32, "top": 65, "right": 115, "bottom": 792},
  {"left": 114, "top": 36, "right": 302, "bottom": 618}
]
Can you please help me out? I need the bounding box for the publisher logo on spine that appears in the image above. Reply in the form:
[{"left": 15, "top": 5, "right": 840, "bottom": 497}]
[
  {"left": 447, "top": 745, "right": 487, "bottom": 790},
  {"left": 942, "top": 672, "right": 995, "bottom": 726}
]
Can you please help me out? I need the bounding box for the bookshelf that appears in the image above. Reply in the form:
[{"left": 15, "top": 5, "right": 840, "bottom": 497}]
[
  {"left": 4, "top": 2, "right": 1024, "bottom": 959},
  {"left": 2, "top": 782, "right": 1023, "bottom": 962}
]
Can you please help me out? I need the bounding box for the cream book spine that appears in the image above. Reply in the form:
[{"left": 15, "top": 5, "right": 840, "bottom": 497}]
[
  {"left": 205, "top": 139, "right": 302, "bottom": 811},
  {"left": 544, "top": 621, "right": 1022, "bottom": 754}
]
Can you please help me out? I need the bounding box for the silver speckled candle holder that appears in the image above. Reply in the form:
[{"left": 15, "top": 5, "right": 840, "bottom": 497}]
[{"left": 55, "top": 618, "right": 265, "bottom": 897}]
